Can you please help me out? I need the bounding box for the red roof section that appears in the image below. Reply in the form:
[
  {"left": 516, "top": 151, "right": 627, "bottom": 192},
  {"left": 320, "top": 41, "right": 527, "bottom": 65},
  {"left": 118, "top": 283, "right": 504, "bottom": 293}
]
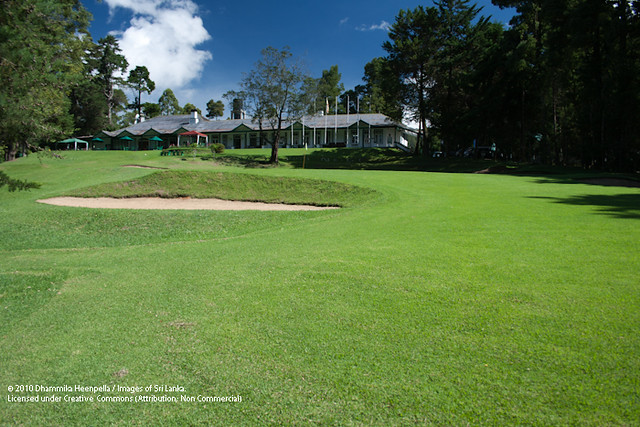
[{"left": 179, "top": 130, "right": 207, "bottom": 137}]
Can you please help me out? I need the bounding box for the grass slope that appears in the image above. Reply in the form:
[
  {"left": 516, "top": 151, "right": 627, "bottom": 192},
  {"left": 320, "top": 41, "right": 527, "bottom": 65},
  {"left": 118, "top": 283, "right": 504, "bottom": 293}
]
[
  {"left": 65, "top": 170, "right": 376, "bottom": 207},
  {"left": 1, "top": 150, "right": 639, "bottom": 425}
]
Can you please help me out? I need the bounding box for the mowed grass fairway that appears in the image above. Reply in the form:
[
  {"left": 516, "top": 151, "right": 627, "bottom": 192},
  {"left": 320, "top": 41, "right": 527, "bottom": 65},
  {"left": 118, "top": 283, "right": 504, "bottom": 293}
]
[{"left": 1, "top": 150, "right": 639, "bottom": 425}]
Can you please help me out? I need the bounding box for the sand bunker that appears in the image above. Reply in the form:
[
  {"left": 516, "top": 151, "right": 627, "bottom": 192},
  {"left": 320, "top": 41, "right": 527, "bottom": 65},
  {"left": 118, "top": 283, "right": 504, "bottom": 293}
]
[{"left": 37, "top": 197, "right": 339, "bottom": 211}]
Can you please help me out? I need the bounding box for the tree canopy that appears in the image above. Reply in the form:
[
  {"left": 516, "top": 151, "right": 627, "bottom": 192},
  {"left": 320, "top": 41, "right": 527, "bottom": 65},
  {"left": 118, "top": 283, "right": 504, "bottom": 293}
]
[
  {"left": 158, "top": 88, "right": 181, "bottom": 116},
  {"left": 206, "top": 99, "right": 224, "bottom": 119},
  {"left": 182, "top": 103, "right": 201, "bottom": 115},
  {"left": 142, "top": 103, "right": 161, "bottom": 119},
  {"left": 0, "top": 0, "right": 91, "bottom": 161},
  {"left": 301, "top": 65, "right": 345, "bottom": 114},
  {"left": 0, "top": 170, "right": 40, "bottom": 192}
]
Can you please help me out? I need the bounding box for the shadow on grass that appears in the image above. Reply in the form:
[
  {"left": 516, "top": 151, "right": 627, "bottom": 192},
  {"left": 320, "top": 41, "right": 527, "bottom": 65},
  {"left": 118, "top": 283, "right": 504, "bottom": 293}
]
[
  {"left": 216, "top": 148, "right": 640, "bottom": 185},
  {"left": 214, "top": 154, "right": 274, "bottom": 168},
  {"left": 530, "top": 194, "right": 640, "bottom": 219},
  {"left": 533, "top": 176, "right": 640, "bottom": 188},
  {"left": 281, "top": 148, "right": 503, "bottom": 173}
]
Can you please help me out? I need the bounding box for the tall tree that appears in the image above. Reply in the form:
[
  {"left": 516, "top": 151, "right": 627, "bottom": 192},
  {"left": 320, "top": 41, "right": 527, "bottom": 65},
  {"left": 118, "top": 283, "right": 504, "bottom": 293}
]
[
  {"left": 301, "top": 65, "right": 344, "bottom": 114},
  {"left": 70, "top": 36, "right": 130, "bottom": 135},
  {"left": 384, "top": 6, "right": 441, "bottom": 155},
  {"left": 384, "top": 1, "right": 490, "bottom": 155},
  {"left": 431, "top": 0, "right": 489, "bottom": 154},
  {"left": 301, "top": 76, "right": 321, "bottom": 115},
  {"left": 492, "top": 0, "right": 563, "bottom": 162},
  {"left": 317, "top": 65, "right": 345, "bottom": 113},
  {"left": 339, "top": 87, "right": 365, "bottom": 114},
  {"left": 462, "top": 21, "right": 510, "bottom": 154},
  {"left": 158, "top": 88, "right": 180, "bottom": 115},
  {"left": 361, "top": 57, "right": 404, "bottom": 120},
  {"left": 229, "top": 46, "right": 307, "bottom": 164},
  {"left": 68, "top": 74, "right": 108, "bottom": 136},
  {"left": 110, "top": 89, "right": 129, "bottom": 129},
  {"left": 206, "top": 99, "right": 224, "bottom": 119},
  {"left": 90, "top": 35, "right": 129, "bottom": 126},
  {"left": 127, "top": 66, "right": 155, "bottom": 120},
  {"left": 0, "top": 0, "right": 90, "bottom": 161}
]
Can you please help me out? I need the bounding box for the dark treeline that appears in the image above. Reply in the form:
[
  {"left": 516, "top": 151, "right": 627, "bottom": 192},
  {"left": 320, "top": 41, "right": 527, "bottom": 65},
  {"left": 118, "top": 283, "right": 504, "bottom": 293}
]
[{"left": 372, "top": 0, "right": 640, "bottom": 171}]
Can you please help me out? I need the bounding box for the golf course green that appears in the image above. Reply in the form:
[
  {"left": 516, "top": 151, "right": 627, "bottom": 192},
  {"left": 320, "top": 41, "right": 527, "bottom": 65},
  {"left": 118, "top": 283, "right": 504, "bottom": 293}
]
[{"left": 1, "top": 150, "right": 638, "bottom": 425}]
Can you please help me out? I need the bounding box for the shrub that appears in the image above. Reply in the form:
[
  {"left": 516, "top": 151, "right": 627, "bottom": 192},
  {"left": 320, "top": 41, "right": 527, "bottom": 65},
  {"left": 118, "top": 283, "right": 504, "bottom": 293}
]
[{"left": 210, "top": 143, "right": 225, "bottom": 154}]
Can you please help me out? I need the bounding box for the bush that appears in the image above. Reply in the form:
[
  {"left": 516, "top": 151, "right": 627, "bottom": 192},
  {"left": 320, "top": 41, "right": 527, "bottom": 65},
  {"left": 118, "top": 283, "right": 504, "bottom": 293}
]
[{"left": 210, "top": 143, "right": 225, "bottom": 154}]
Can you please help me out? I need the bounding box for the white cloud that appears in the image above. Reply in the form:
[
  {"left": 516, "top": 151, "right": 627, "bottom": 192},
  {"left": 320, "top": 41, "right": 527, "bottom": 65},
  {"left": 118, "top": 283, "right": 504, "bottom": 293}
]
[
  {"left": 106, "top": 0, "right": 212, "bottom": 90},
  {"left": 356, "top": 20, "right": 391, "bottom": 32},
  {"left": 339, "top": 17, "right": 349, "bottom": 25}
]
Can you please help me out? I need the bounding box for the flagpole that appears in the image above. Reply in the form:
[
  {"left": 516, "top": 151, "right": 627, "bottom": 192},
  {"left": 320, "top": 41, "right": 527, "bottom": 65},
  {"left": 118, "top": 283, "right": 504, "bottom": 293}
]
[
  {"left": 334, "top": 96, "right": 338, "bottom": 145},
  {"left": 369, "top": 100, "right": 372, "bottom": 148},
  {"left": 324, "top": 97, "right": 328, "bottom": 146},
  {"left": 356, "top": 97, "right": 360, "bottom": 148},
  {"left": 346, "top": 95, "right": 350, "bottom": 146}
]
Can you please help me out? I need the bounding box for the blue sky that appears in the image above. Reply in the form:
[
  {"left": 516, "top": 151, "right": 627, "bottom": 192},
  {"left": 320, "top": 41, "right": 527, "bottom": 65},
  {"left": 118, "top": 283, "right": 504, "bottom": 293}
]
[{"left": 83, "top": 0, "right": 514, "bottom": 116}]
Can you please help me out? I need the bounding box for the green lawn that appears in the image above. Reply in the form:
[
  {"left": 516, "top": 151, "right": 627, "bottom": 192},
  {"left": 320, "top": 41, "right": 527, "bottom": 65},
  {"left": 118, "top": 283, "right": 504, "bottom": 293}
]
[{"left": 1, "top": 150, "right": 639, "bottom": 425}]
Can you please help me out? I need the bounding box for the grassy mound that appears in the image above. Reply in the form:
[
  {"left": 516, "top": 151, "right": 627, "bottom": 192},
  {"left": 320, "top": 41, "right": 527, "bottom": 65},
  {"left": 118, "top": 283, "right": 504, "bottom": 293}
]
[{"left": 65, "top": 170, "right": 377, "bottom": 208}]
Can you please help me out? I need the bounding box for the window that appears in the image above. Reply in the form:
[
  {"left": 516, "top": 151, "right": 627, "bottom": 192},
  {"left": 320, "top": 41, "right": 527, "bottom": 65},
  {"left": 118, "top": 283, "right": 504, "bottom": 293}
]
[{"left": 374, "top": 129, "right": 383, "bottom": 146}]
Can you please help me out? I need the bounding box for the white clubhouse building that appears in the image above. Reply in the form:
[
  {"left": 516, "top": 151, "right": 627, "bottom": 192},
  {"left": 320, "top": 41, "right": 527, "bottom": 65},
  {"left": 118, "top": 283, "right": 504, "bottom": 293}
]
[{"left": 93, "top": 112, "right": 417, "bottom": 151}]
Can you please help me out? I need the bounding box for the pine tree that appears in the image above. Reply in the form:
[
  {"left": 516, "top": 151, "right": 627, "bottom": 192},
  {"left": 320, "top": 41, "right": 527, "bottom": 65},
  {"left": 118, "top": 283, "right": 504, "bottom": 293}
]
[
  {"left": 127, "top": 66, "right": 155, "bottom": 121},
  {"left": 89, "top": 35, "right": 129, "bottom": 126}
]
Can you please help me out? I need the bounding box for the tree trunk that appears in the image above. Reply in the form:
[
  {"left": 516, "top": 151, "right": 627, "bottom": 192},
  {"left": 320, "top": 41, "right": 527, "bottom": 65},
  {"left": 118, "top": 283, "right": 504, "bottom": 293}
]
[
  {"left": 4, "top": 142, "right": 18, "bottom": 162},
  {"left": 521, "top": 87, "right": 527, "bottom": 162},
  {"left": 420, "top": 116, "right": 429, "bottom": 157},
  {"left": 552, "top": 80, "right": 560, "bottom": 165},
  {"left": 270, "top": 139, "right": 279, "bottom": 164},
  {"left": 417, "top": 73, "right": 429, "bottom": 157},
  {"left": 414, "top": 118, "right": 423, "bottom": 156},
  {"left": 105, "top": 83, "right": 114, "bottom": 126},
  {"left": 270, "top": 130, "right": 280, "bottom": 164}
]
